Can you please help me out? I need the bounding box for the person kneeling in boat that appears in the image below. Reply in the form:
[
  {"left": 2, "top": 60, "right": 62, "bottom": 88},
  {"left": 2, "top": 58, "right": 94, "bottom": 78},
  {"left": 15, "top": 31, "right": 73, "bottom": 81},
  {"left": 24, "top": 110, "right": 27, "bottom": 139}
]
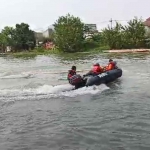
[
  {"left": 68, "top": 66, "right": 77, "bottom": 80},
  {"left": 83, "top": 63, "right": 103, "bottom": 77},
  {"left": 67, "top": 66, "right": 84, "bottom": 89},
  {"left": 103, "top": 59, "right": 118, "bottom": 71}
]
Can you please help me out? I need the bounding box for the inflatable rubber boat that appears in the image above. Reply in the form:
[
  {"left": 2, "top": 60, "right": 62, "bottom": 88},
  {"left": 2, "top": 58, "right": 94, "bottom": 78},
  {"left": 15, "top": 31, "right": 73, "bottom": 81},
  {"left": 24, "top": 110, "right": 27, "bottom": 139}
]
[{"left": 71, "top": 68, "right": 122, "bottom": 89}]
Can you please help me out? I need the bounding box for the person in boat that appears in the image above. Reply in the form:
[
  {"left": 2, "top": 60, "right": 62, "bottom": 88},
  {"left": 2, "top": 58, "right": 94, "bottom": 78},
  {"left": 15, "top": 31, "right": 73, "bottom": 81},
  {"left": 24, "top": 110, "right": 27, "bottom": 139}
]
[
  {"left": 67, "top": 66, "right": 77, "bottom": 80},
  {"left": 104, "top": 59, "right": 118, "bottom": 71},
  {"left": 83, "top": 63, "right": 103, "bottom": 77},
  {"left": 67, "top": 66, "right": 84, "bottom": 88}
]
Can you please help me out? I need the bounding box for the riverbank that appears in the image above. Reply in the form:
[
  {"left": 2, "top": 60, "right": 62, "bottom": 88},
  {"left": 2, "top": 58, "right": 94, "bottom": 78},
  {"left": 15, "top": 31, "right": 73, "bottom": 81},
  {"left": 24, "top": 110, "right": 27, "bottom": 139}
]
[
  {"left": 1, "top": 48, "right": 150, "bottom": 58},
  {"left": 5, "top": 49, "right": 61, "bottom": 58},
  {"left": 104, "top": 49, "right": 150, "bottom": 53},
  {"left": 3, "top": 47, "right": 103, "bottom": 58}
]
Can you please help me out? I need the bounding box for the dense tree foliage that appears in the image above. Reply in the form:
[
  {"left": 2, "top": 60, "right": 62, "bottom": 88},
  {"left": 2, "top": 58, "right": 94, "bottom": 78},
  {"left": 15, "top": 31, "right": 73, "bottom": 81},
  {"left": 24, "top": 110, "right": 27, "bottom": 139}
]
[
  {"left": 0, "top": 23, "right": 35, "bottom": 52},
  {"left": 53, "top": 14, "right": 85, "bottom": 52},
  {"left": 0, "top": 16, "right": 150, "bottom": 53},
  {"left": 100, "top": 17, "right": 150, "bottom": 49},
  {"left": 14, "top": 23, "right": 35, "bottom": 51}
]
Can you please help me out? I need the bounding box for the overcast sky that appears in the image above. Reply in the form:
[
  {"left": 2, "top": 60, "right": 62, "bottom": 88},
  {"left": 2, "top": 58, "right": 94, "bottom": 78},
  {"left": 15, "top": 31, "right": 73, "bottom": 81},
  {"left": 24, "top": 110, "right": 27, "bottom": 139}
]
[{"left": 0, "top": 0, "right": 149, "bottom": 31}]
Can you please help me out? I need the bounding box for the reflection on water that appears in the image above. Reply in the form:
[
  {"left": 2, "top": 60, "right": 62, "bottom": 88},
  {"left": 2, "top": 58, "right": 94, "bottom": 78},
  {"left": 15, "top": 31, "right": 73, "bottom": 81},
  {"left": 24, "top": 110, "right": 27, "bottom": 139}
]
[{"left": 0, "top": 53, "right": 150, "bottom": 150}]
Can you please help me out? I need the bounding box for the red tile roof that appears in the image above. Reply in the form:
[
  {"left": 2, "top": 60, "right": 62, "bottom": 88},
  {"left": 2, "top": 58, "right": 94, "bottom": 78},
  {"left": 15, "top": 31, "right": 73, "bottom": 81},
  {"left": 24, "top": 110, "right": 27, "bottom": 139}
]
[{"left": 143, "top": 17, "right": 150, "bottom": 27}]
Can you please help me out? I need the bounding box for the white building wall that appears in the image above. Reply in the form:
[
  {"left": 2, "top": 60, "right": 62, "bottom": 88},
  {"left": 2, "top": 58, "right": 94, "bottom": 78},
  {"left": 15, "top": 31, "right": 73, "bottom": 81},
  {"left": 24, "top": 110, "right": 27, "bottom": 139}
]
[{"left": 42, "top": 28, "right": 54, "bottom": 38}]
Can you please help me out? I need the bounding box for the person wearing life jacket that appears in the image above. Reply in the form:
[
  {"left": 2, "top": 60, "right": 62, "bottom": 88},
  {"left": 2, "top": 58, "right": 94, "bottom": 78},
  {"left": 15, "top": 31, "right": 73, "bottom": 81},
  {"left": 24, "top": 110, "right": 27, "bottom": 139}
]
[
  {"left": 84, "top": 63, "right": 103, "bottom": 76},
  {"left": 67, "top": 66, "right": 76, "bottom": 80},
  {"left": 105, "top": 59, "right": 118, "bottom": 71},
  {"left": 67, "top": 66, "right": 83, "bottom": 88},
  {"left": 92, "top": 63, "right": 103, "bottom": 74}
]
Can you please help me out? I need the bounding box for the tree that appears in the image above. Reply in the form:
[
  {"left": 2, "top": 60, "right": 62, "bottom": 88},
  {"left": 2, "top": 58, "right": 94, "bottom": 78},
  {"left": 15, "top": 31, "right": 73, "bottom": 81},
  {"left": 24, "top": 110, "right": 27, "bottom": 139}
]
[
  {"left": 122, "top": 17, "right": 146, "bottom": 48},
  {"left": 14, "top": 23, "right": 35, "bottom": 51},
  {"left": 101, "top": 17, "right": 147, "bottom": 49},
  {"left": 101, "top": 22, "right": 123, "bottom": 49},
  {"left": 54, "top": 14, "right": 85, "bottom": 52},
  {"left": 0, "top": 23, "right": 36, "bottom": 52},
  {"left": 91, "top": 33, "right": 101, "bottom": 42},
  {"left": 0, "top": 26, "right": 15, "bottom": 52}
]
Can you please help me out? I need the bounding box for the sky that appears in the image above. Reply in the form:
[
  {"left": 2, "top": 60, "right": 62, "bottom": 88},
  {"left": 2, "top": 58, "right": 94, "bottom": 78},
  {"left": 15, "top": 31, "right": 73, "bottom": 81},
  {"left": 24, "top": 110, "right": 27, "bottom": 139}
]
[{"left": 0, "top": 0, "right": 149, "bottom": 31}]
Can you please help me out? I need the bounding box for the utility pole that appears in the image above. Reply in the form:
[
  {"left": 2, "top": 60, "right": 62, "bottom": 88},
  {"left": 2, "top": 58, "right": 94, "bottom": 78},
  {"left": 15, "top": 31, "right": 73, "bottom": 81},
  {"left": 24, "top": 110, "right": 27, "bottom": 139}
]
[{"left": 109, "top": 18, "right": 113, "bottom": 29}]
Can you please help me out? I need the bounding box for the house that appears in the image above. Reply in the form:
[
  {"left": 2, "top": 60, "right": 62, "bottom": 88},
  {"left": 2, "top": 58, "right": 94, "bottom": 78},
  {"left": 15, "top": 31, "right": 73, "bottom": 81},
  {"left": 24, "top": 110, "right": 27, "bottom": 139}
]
[
  {"left": 143, "top": 17, "right": 150, "bottom": 27},
  {"left": 34, "top": 31, "right": 44, "bottom": 46},
  {"left": 34, "top": 25, "right": 54, "bottom": 46},
  {"left": 143, "top": 17, "right": 150, "bottom": 36},
  {"left": 84, "top": 24, "right": 98, "bottom": 39},
  {"left": 85, "top": 24, "right": 98, "bottom": 33},
  {"left": 42, "top": 28, "right": 53, "bottom": 38}
]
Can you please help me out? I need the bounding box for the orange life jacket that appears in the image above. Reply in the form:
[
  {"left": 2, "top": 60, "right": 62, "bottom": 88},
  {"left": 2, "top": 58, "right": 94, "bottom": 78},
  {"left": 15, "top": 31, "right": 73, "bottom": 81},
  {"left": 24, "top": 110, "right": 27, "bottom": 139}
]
[{"left": 106, "top": 61, "right": 115, "bottom": 71}]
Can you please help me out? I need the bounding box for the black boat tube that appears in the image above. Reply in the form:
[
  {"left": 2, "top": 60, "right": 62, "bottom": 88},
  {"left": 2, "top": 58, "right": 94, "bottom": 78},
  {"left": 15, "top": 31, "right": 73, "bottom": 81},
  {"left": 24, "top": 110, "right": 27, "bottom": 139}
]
[{"left": 86, "top": 69, "right": 122, "bottom": 86}]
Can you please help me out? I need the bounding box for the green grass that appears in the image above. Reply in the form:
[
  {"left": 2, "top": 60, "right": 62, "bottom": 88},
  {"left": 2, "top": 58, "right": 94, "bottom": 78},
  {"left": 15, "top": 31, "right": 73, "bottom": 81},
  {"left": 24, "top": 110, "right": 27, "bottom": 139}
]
[
  {"left": 7, "top": 46, "right": 108, "bottom": 58},
  {"left": 9, "top": 48, "right": 63, "bottom": 58},
  {"left": 6, "top": 47, "right": 150, "bottom": 61}
]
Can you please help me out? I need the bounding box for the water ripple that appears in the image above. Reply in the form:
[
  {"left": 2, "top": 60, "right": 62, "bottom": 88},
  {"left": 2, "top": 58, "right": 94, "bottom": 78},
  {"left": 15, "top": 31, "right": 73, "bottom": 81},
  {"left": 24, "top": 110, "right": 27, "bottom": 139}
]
[{"left": 0, "top": 55, "right": 150, "bottom": 150}]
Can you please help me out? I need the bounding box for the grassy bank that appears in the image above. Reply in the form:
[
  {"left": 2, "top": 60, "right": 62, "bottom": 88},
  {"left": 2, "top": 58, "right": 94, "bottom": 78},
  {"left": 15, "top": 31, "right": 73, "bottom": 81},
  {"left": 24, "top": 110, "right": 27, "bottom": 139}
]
[
  {"left": 2, "top": 48, "right": 150, "bottom": 61},
  {"left": 8, "top": 48, "right": 62, "bottom": 58},
  {"left": 7, "top": 46, "right": 109, "bottom": 58},
  {"left": 6, "top": 46, "right": 150, "bottom": 59}
]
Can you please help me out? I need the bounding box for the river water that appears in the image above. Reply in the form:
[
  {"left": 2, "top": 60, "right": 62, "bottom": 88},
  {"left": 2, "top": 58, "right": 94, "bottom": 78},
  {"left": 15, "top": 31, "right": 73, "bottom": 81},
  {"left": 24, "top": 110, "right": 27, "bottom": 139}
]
[{"left": 0, "top": 53, "right": 150, "bottom": 150}]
